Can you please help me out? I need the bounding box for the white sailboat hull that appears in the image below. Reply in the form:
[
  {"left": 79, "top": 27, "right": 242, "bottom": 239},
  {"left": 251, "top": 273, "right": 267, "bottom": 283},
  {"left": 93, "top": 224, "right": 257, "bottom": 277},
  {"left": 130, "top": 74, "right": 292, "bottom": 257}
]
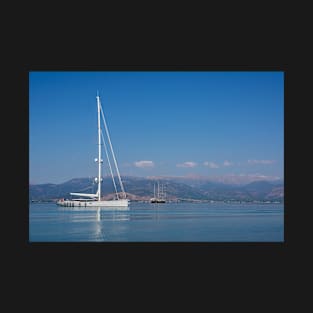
[{"left": 57, "top": 199, "right": 129, "bottom": 208}]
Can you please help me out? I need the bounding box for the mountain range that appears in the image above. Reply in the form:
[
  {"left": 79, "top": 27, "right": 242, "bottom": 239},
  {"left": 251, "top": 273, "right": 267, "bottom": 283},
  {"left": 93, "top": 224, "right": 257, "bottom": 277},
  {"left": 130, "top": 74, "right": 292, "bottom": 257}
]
[{"left": 29, "top": 176, "right": 284, "bottom": 202}]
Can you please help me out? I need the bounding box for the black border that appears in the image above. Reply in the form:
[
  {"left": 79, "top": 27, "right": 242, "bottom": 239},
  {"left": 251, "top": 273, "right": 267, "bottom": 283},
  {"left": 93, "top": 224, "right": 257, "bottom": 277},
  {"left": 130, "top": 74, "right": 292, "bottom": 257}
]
[{"left": 28, "top": 65, "right": 286, "bottom": 71}]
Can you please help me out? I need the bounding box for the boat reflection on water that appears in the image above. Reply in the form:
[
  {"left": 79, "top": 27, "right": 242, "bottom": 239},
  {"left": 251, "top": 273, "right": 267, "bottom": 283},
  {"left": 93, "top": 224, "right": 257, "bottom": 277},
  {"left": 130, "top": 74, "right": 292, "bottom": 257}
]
[
  {"left": 95, "top": 207, "right": 131, "bottom": 241},
  {"left": 57, "top": 206, "right": 130, "bottom": 241},
  {"left": 95, "top": 207, "right": 130, "bottom": 221},
  {"left": 58, "top": 206, "right": 130, "bottom": 221}
]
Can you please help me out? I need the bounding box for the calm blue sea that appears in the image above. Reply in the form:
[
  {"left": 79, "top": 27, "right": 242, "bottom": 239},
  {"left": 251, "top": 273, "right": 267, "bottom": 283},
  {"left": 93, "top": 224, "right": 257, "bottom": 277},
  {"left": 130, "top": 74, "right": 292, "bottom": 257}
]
[{"left": 29, "top": 202, "right": 284, "bottom": 242}]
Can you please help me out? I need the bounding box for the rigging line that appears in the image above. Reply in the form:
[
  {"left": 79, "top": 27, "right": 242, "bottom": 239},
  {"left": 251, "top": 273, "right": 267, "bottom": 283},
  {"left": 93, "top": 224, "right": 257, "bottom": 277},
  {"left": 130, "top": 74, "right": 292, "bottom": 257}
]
[
  {"left": 101, "top": 129, "right": 119, "bottom": 200},
  {"left": 99, "top": 100, "right": 126, "bottom": 199}
]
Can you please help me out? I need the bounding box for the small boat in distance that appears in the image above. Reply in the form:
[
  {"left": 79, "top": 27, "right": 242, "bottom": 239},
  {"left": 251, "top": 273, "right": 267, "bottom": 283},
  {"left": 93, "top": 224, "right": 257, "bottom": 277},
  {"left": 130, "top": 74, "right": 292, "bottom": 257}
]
[
  {"left": 150, "top": 181, "right": 166, "bottom": 203},
  {"left": 57, "top": 92, "right": 129, "bottom": 209}
]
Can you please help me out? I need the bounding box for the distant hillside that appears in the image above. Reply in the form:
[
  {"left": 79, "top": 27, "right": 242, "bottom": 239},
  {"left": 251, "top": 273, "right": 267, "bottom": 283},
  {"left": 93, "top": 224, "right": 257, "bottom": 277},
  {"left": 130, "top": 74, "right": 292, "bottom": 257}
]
[{"left": 29, "top": 176, "right": 284, "bottom": 202}]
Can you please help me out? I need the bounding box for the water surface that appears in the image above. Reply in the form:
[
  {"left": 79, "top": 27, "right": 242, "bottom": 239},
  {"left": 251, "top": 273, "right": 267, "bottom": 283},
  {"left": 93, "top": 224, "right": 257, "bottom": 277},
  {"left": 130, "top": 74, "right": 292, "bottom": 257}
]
[{"left": 29, "top": 202, "right": 284, "bottom": 242}]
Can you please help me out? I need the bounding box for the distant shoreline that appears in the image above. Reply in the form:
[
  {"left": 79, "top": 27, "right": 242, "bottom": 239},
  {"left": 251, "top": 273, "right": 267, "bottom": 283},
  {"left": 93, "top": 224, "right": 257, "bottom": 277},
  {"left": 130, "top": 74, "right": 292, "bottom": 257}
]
[{"left": 30, "top": 199, "right": 283, "bottom": 204}]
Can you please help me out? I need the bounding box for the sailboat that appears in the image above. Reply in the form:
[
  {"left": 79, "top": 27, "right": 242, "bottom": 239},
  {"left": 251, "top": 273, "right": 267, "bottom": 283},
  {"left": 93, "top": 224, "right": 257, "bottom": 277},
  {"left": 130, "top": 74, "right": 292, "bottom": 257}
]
[
  {"left": 150, "top": 181, "right": 166, "bottom": 203},
  {"left": 57, "top": 92, "right": 129, "bottom": 208}
]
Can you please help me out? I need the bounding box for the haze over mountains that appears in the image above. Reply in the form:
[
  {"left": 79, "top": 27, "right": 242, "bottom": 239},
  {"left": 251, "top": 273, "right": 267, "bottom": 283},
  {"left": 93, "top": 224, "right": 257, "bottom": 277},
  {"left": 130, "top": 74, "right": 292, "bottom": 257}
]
[{"left": 30, "top": 176, "right": 284, "bottom": 202}]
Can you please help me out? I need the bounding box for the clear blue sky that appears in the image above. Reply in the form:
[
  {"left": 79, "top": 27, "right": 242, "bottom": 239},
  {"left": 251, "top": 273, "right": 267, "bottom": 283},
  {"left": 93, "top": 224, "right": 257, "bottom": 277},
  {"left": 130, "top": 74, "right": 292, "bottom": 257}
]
[{"left": 29, "top": 71, "right": 284, "bottom": 184}]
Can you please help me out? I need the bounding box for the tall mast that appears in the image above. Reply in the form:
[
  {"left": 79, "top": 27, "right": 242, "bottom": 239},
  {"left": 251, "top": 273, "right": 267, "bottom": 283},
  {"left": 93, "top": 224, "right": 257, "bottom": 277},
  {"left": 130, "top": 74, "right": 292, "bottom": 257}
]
[{"left": 96, "top": 92, "right": 102, "bottom": 201}]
